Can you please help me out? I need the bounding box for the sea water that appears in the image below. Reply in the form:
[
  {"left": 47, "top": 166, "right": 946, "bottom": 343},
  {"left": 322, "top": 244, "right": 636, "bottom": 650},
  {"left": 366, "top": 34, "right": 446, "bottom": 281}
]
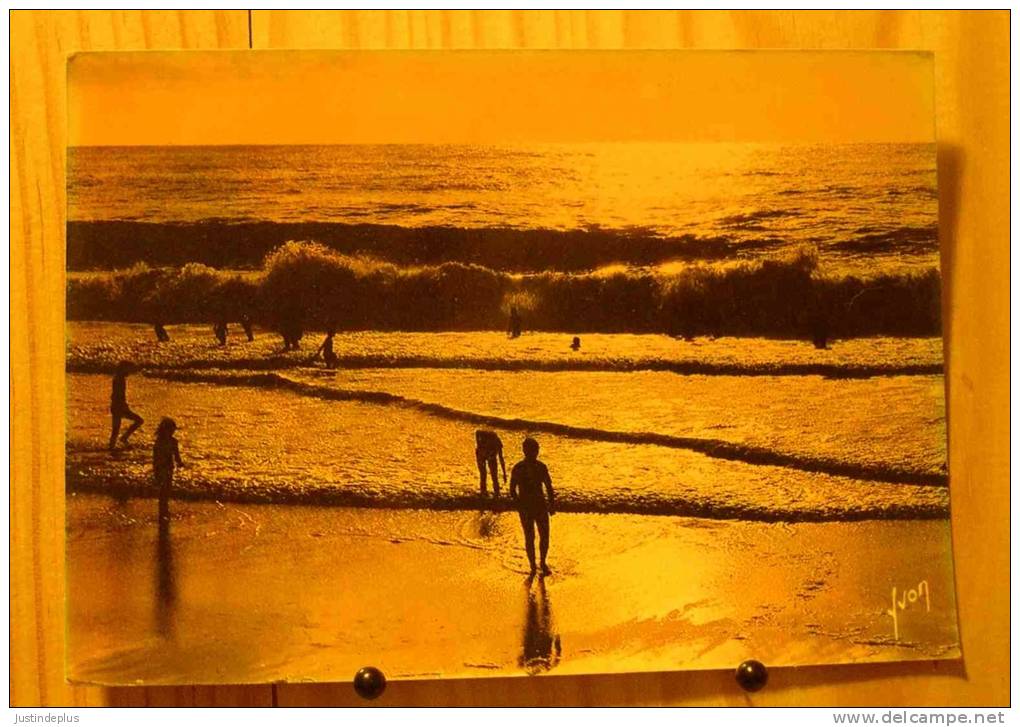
[{"left": 68, "top": 142, "right": 938, "bottom": 273}]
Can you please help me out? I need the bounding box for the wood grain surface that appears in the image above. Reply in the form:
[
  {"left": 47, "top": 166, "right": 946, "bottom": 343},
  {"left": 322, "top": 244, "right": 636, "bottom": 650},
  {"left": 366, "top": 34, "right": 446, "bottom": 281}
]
[{"left": 10, "top": 10, "right": 1009, "bottom": 707}]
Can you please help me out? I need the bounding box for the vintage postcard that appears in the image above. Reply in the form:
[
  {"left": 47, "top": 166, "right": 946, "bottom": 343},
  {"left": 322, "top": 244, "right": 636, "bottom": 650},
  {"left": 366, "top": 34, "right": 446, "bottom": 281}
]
[{"left": 65, "top": 50, "right": 957, "bottom": 685}]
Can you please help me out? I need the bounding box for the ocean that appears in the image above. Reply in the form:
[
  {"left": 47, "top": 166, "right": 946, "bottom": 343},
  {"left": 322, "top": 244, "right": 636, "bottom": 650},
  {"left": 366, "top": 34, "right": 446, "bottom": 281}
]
[
  {"left": 64, "top": 142, "right": 948, "bottom": 522},
  {"left": 68, "top": 142, "right": 938, "bottom": 274}
]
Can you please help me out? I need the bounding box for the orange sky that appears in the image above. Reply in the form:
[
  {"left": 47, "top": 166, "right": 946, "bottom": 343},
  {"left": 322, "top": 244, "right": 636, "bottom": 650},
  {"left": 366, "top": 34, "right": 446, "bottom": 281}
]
[{"left": 68, "top": 50, "right": 934, "bottom": 146}]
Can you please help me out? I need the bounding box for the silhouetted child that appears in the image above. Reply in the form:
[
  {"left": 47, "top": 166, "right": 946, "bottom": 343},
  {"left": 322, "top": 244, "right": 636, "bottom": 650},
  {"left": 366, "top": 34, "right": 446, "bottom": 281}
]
[
  {"left": 109, "top": 361, "right": 143, "bottom": 451},
  {"left": 510, "top": 437, "right": 555, "bottom": 576},
  {"left": 475, "top": 430, "right": 506, "bottom": 498},
  {"left": 314, "top": 328, "right": 338, "bottom": 369},
  {"left": 570, "top": 336, "right": 581, "bottom": 351},
  {"left": 240, "top": 313, "right": 255, "bottom": 342},
  {"left": 153, "top": 417, "right": 183, "bottom": 521},
  {"left": 153, "top": 321, "right": 170, "bottom": 342}
]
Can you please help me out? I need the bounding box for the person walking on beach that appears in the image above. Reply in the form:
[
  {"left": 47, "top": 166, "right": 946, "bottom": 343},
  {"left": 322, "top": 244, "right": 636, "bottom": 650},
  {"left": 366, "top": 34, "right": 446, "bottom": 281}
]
[
  {"left": 510, "top": 437, "right": 555, "bottom": 576},
  {"left": 153, "top": 417, "right": 183, "bottom": 522},
  {"left": 109, "top": 361, "right": 144, "bottom": 451},
  {"left": 315, "top": 328, "right": 339, "bottom": 369},
  {"left": 475, "top": 430, "right": 506, "bottom": 498}
]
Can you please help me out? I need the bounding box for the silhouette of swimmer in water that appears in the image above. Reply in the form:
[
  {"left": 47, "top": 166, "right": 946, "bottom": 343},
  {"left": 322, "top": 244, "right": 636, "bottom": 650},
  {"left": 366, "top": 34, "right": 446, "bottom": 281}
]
[
  {"left": 519, "top": 577, "right": 561, "bottom": 674},
  {"left": 570, "top": 336, "right": 581, "bottom": 351},
  {"left": 240, "top": 313, "right": 255, "bottom": 342},
  {"left": 153, "top": 321, "right": 170, "bottom": 342},
  {"left": 109, "top": 361, "right": 144, "bottom": 451},
  {"left": 315, "top": 328, "right": 339, "bottom": 369},
  {"left": 510, "top": 437, "right": 555, "bottom": 576},
  {"left": 213, "top": 318, "right": 228, "bottom": 346},
  {"left": 153, "top": 417, "right": 183, "bottom": 522},
  {"left": 507, "top": 305, "right": 522, "bottom": 339},
  {"left": 475, "top": 430, "right": 506, "bottom": 498}
]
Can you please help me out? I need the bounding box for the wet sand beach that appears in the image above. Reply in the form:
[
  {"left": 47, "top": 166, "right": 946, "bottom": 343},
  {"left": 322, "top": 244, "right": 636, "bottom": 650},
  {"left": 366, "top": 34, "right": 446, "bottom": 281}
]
[{"left": 67, "top": 494, "right": 958, "bottom": 685}]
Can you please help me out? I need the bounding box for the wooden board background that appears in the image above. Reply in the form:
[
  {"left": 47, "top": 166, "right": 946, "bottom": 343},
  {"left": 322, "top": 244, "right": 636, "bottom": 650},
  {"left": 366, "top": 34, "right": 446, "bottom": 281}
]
[{"left": 10, "top": 10, "right": 1009, "bottom": 707}]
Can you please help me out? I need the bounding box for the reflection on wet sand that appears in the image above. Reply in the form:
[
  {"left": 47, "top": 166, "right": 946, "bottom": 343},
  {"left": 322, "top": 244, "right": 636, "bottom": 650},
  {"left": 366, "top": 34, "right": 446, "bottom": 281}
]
[
  {"left": 477, "top": 510, "right": 499, "bottom": 539},
  {"left": 154, "top": 515, "right": 177, "bottom": 640},
  {"left": 520, "top": 576, "right": 561, "bottom": 675},
  {"left": 66, "top": 497, "right": 960, "bottom": 684}
]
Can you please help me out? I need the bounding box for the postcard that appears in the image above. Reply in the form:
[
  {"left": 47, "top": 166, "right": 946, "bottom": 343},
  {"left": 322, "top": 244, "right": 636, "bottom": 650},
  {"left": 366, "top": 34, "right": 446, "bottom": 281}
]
[{"left": 65, "top": 49, "right": 956, "bottom": 684}]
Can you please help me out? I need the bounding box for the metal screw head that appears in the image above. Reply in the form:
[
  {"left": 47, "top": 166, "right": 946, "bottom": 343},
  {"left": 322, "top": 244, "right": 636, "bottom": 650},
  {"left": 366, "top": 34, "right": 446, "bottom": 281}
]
[
  {"left": 353, "top": 666, "right": 386, "bottom": 700},
  {"left": 735, "top": 659, "right": 768, "bottom": 692}
]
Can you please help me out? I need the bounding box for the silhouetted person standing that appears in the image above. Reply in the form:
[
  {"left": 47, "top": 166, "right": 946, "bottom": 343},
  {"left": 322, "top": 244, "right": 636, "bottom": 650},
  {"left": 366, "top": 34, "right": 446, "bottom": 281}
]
[
  {"left": 153, "top": 417, "right": 183, "bottom": 522},
  {"left": 240, "top": 313, "right": 255, "bottom": 342},
  {"left": 570, "top": 336, "right": 581, "bottom": 351},
  {"left": 315, "top": 328, "right": 339, "bottom": 369},
  {"left": 475, "top": 430, "right": 506, "bottom": 498},
  {"left": 510, "top": 437, "right": 555, "bottom": 576},
  {"left": 508, "top": 305, "right": 522, "bottom": 339},
  {"left": 109, "top": 361, "right": 143, "bottom": 451}
]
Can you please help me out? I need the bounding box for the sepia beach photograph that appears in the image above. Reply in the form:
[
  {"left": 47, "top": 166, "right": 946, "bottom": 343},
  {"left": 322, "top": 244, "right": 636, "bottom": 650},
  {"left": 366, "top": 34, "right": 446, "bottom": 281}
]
[{"left": 64, "top": 50, "right": 958, "bottom": 685}]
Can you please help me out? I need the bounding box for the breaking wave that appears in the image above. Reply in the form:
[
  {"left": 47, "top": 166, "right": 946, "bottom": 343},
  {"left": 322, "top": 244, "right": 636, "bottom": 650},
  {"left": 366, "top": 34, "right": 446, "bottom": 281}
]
[{"left": 67, "top": 240, "right": 944, "bottom": 338}]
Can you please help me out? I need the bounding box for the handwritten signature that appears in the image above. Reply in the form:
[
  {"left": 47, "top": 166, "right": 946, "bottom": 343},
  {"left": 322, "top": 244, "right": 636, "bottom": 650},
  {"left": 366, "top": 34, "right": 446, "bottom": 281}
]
[{"left": 886, "top": 579, "right": 931, "bottom": 641}]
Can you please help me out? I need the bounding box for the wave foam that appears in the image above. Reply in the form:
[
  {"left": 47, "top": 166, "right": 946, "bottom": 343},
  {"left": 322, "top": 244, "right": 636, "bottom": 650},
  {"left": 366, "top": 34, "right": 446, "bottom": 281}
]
[{"left": 144, "top": 369, "right": 947, "bottom": 487}]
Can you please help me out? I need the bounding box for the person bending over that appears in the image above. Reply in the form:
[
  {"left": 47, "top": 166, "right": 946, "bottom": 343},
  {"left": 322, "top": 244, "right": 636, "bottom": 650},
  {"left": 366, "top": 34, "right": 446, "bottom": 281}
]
[{"left": 475, "top": 429, "right": 506, "bottom": 498}]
